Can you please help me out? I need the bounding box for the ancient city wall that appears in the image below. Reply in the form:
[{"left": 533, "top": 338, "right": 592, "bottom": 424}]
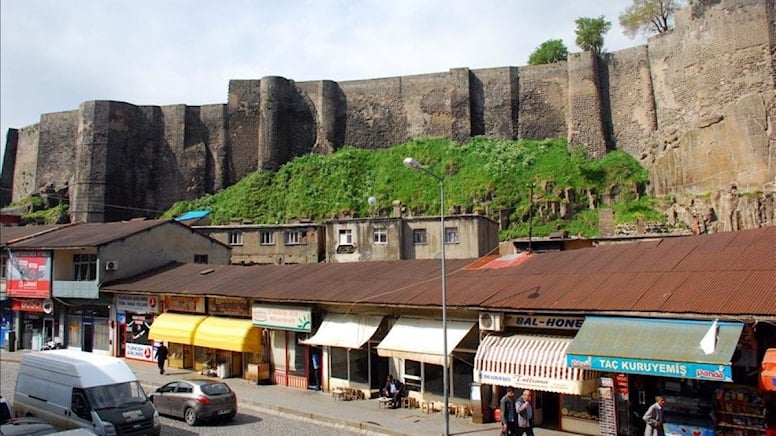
[
  {"left": 513, "top": 63, "right": 567, "bottom": 141},
  {"left": 1, "top": 0, "right": 773, "bottom": 228}
]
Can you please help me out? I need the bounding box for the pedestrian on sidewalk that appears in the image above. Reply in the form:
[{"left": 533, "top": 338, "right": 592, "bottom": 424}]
[
  {"left": 515, "top": 389, "right": 534, "bottom": 436},
  {"left": 499, "top": 387, "right": 517, "bottom": 435},
  {"left": 154, "top": 342, "right": 168, "bottom": 375}
]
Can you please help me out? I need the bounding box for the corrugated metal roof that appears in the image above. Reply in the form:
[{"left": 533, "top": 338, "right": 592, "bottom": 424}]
[
  {"left": 7, "top": 219, "right": 191, "bottom": 249},
  {"left": 102, "top": 226, "right": 776, "bottom": 318},
  {"left": 1, "top": 224, "right": 69, "bottom": 246}
]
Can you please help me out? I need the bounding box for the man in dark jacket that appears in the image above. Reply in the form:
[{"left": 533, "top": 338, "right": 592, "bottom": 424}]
[
  {"left": 154, "top": 342, "right": 169, "bottom": 375},
  {"left": 499, "top": 387, "right": 517, "bottom": 435},
  {"left": 382, "top": 374, "right": 404, "bottom": 408}
]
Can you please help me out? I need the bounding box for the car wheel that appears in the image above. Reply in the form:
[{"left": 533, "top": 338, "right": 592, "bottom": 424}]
[{"left": 184, "top": 407, "right": 198, "bottom": 426}]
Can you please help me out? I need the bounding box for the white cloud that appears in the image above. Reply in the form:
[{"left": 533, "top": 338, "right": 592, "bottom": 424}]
[{"left": 1, "top": 0, "right": 647, "bottom": 161}]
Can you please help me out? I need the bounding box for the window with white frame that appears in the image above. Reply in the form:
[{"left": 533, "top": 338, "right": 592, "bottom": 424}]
[
  {"left": 373, "top": 227, "right": 387, "bottom": 244},
  {"left": 260, "top": 231, "right": 275, "bottom": 245},
  {"left": 338, "top": 229, "right": 353, "bottom": 245},
  {"left": 413, "top": 229, "right": 428, "bottom": 244},
  {"left": 285, "top": 230, "right": 302, "bottom": 245},
  {"left": 402, "top": 352, "right": 473, "bottom": 400},
  {"left": 444, "top": 227, "right": 459, "bottom": 244},
  {"left": 73, "top": 254, "right": 97, "bottom": 281},
  {"left": 229, "top": 231, "right": 243, "bottom": 246}
]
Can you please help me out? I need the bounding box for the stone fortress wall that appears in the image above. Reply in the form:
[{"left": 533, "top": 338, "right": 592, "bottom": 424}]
[{"left": 1, "top": 0, "right": 774, "bottom": 228}]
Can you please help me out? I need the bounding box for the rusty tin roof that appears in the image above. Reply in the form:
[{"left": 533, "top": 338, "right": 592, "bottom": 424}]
[{"left": 103, "top": 226, "right": 776, "bottom": 319}]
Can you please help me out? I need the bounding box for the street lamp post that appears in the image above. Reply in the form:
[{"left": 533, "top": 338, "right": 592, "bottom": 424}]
[{"left": 403, "top": 157, "right": 449, "bottom": 436}]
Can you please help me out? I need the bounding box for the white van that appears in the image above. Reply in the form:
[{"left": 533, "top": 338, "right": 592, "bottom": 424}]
[{"left": 14, "top": 350, "right": 161, "bottom": 436}]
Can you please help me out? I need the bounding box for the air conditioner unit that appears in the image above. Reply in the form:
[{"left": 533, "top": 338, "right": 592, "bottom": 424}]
[
  {"left": 478, "top": 312, "right": 504, "bottom": 332},
  {"left": 105, "top": 260, "right": 119, "bottom": 271}
]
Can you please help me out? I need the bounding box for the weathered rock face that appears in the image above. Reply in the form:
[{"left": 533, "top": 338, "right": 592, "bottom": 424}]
[{"left": 1, "top": 0, "right": 774, "bottom": 230}]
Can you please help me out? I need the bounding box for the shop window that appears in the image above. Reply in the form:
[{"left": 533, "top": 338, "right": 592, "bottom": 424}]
[
  {"left": 413, "top": 229, "right": 428, "bottom": 245},
  {"left": 373, "top": 228, "right": 387, "bottom": 244},
  {"left": 67, "top": 316, "right": 81, "bottom": 348},
  {"left": 73, "top": 254, "right": 97, "bottom": 281},
  {"left": 0, "top": 255, "right": 7, "bottom": 280},
  {"left": 451, "top": 352, "right": 474, "bottom": 400},
  {"left": 229, "top": 231, "right": 243, "bottom": 246},
  {"left": 330, "top": 347, "right": 349, "bottom": 380},
  {"left": 444, "top": 227, "right": 459, "bottom": 244},
  {"left": 260, "top": 231, "right": 275, "bottom": 245},
  {"left": 93, "top": 318, "right": 110, "bottom": 351},
  {"left": 403, "top": 360, "right": 422, "bottom": 392},
  {"left": 423, "top": 363, "right": 444, "bottom": 396},
  {"left": 329, "top": 347, "right": 370, "bottom": 384}
]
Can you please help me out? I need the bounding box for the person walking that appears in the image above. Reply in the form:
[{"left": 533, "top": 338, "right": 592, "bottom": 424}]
[
  {"left": 643, "top": 396, "right": 667, "bottom": 436},
  {"left": 499, "top": 387, "right": 517, "bottom": 435},
  {"left": 154, "top": 342, "right": 168, "bottom": 375},
  {"left": 515, "top": 390, "right": 534, "bottom": 436}
]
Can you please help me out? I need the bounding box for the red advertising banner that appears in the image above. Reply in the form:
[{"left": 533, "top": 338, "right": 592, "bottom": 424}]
[
  {"left": 164, "top": 295, "right": 205, "bottom": 313},
  {"left": 11, "top": 298, "right": 46, "bottom": 313},
  {"left": 7, "top": 251, "right": 52, "bottom": 298}
]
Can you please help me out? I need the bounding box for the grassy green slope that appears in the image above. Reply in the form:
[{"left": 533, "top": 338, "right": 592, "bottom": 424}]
[{"left": 162, "top": 137, "right": 664, "bottom": 239}]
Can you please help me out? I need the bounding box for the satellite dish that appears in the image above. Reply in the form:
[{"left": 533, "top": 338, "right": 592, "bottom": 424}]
[{"left": 368, "top": 196, "right": 376, "bottom": 206}]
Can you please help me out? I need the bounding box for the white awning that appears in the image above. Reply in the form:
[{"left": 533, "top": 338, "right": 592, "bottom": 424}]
[
  {"left": 376, "top": 317, "right": 476, "bottom": 366},
  {"left": 300, "top": 314, "right": 383, "bottom": 349},
  {"left": 474, "top": 334, "right": 598, "bottom": 395}
]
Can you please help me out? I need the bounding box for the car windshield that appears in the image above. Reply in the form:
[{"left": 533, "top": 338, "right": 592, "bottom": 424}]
[
  {"left": 86, "top": 381, "right": 147, "bottom": 409},
  {"left": 200, "top": 383, "right": 230, "bottom": 396}
]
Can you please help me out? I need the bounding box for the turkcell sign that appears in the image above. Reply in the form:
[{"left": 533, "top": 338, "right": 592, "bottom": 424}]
[{"left": 566, "top": 354, "right": 732, "bottom": 381}]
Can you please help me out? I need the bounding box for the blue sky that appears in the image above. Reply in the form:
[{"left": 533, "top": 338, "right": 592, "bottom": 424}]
[{"left": 0, "top": 0, "right": 647, "bottom": 161}]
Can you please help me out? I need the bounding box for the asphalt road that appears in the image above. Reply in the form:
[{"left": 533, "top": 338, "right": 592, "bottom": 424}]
[{"left": 0, "top": 360, "right": 367, "bottom": 436}]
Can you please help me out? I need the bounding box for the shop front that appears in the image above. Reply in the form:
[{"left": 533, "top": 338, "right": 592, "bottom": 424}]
[
  {"left": 252, "top": 304, "right": 312, "bottom": 389},
  {"left": 474, "top": 333, "right": 599, "bottom": 434},
  {"left": 60, "top": 295, "right": 112, "bottom": 353},
  {"left": 6, "top": 250, "right": 52, "bottom": 350},
  {"left": 148, "top": 311, "right": 206, "bottom": 365},
  {"left": 114, "top": 294, "right": 160, "bottom": 359},
  {"left": 300, "top": 313, "right": 386, "bottom": 395},
  {"left": 567, "top": 317, "right": 746, "bottom": 436},
  {"left": 191, "top": 315, "right": 261, "bottom": 378},
  {"left": 376, "top": 317, "right": 477, "bottom": 406}
]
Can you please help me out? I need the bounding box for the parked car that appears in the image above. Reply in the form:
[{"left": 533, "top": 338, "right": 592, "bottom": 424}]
[{"left": 149, "top": 379, "right": 236, "bottom": 426}]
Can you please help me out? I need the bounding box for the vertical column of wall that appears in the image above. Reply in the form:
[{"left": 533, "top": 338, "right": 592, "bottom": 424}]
[
  {"left": 312, "top": 80, "right": 346, "bottom": 154},
  {"left": 448, "top": 68, "right": 474, "bottom": 143},
  {"left": 227, "top": 80, "right": 261, "bottom": 184},
  {"left": 566, "top": 52, "right": 607, "bottom": 157},
  {"left": 0, "top": 129, "right": 19, "bottom": 206},
  {"left": 199, "top": 104, "right": 229, "bottom": 193},
  {"left": 258, "top": 76, "right": 293, "bottom": 171},
  {"left": 71, "top": 101, "right": 109, "bottom": 223}
]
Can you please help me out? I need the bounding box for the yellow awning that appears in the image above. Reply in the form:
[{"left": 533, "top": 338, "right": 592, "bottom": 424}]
[
  {"left": 193, "top": 316, "right": 262, "bottom": 353},
  {"left": 149, "top": 313, "right": 207, "bottom": 345}
]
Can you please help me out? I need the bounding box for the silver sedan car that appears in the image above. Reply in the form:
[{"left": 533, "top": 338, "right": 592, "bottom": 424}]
[{"left": 149, "top": 379, "right": 237, "bottom": 426}]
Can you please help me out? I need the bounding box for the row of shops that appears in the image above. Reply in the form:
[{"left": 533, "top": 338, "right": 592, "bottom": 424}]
[{"left": 6, "top": 291, "right": 775, "bottom": 435}]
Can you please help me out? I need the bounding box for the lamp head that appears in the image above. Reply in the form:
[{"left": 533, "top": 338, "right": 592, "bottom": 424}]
[{"left": 403, "top": 157, "right": 422, "bottom": 169}]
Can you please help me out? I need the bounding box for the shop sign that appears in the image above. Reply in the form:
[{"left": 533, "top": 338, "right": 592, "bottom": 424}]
[
  {"left": 474, "top": 370, "right": 589, "bottom": 395},
  {"left": 11, "top": 298, "right": 46, "bottom": 313},
  {"left": 7, "top": 251, "right": 52, "bottom": 298},
  {"left": 164, "top": 295, "right": 205, "bottom": 313},
  {"left": 505, "top": 314, "right": 584, "bottom": 330},
  {"left": 208, "top": 297, "right": 249, "bottom": 316},
  {"left": 125, "top": 342, "right": 155, "bottom": 362},
  {"left": 252, "top": 304, "right": 311, "bottom": 332},
  {"left": 116, "top": 295, "right": 159, "bottom": 313},
  {"left": 566, "top": 354, "right": 732, "bottom": 381}
]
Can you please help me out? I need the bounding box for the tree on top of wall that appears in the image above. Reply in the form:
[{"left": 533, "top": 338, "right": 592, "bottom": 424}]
[
  {"left": 527, "top": 39, "right": 569, "bottom": 65},
  {"left": 574, "top": 16, "right": 612, "bottom": 55},
  {"left": 619, "top": 0, "right": 684, "bottom": 38}
]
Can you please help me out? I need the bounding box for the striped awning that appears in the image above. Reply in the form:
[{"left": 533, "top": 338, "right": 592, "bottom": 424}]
[{"left": 474, "top": 334, "right": 597, "bottom": 395}]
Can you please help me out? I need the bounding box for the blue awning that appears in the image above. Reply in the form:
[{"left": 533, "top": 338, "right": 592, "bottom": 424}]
[{"left": 566, "top": 317, "right": 743, "bottom": 382}]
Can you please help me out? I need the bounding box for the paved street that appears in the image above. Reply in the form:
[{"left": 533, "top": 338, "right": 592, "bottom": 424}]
[{"left": 0, "top": 359, "right": 368, "bottom": 436}]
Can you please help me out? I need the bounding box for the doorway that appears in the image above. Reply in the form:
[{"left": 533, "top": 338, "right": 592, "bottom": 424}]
[{"left": 82, "top": 320, "right": 94, "bottom": 352}]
